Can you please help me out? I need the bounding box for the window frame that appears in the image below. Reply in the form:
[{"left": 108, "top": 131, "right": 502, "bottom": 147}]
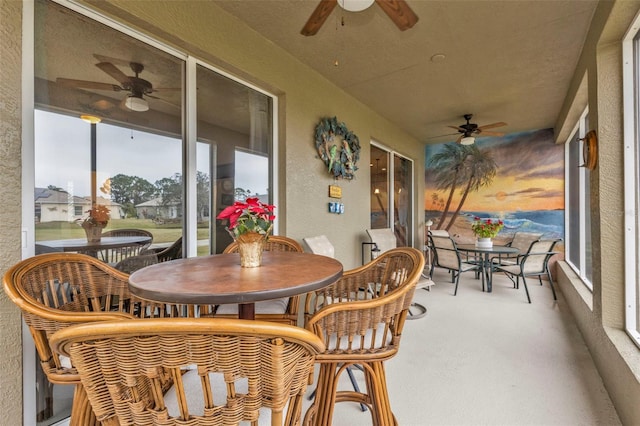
[
  {"left": 623, "top": 13, "right": 640, "bottom": 348},
  {"left": 564, "top": 108, "right": 592, "bottom": 290}
]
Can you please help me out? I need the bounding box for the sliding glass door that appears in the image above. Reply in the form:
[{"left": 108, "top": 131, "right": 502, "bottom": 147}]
[
  {"left": 30, "top": 0, "right": 275, "bottom": 423},
  {"left": 370, "top": 143, "right": 413, "bottom": 247}
]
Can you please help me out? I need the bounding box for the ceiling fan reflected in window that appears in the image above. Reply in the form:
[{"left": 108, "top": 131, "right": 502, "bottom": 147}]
[
  {"left": 301, "top": 0, "right": 418, "bottom": 36},
  {"left": 56, "top": 57, "right": 177, "bottom": 112}
]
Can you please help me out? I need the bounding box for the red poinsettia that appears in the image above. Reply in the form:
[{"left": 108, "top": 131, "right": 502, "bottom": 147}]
[
  {"left": 471, "top": 216, "right": 504, "bottom": 238},
  {"left": 217, "top": 197, "right": 275, "bottom": 237}
]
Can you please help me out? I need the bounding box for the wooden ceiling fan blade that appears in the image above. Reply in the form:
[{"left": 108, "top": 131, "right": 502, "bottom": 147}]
[
  {"left": 376, "top": 0, "right": 418, "bottom": 31},
  {"left": 93, "top": 54, "right": 131, "bottom": 67},
  {"left": 447, "top": 125, "right": 464, "bottom": 131},
  {"left": 477, "top": 130, "right": 504, "bottom": 137},
  {"left": 301, "top": 0, "right": 338, "bottom": 36},
  {"left": 56, "top": 78, "right": 122, "bottom": 91},
  {"left": 96, "top": 62, "right": 130, "bottom": 86},
  {"left": 478, "top": 121, "right": 507, "bottom": 130}
]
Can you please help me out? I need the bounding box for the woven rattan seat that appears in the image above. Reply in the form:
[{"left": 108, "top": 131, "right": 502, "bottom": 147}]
[
  {"left": 302, "top": 247, "right": 425, "bottom": 426},
  {"left": 50, "top": 318, "right": 325, "bottom": 426},
  {"left": 215, "top": 236, "right": 305, "bottom": 325},
  {"left": 2, "top": 253, "right": 193, "bottom": 426}
]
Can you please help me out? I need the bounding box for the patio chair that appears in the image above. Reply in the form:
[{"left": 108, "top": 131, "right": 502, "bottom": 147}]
[
  {"left": 113, "top": 252, "right": 158, "bottom": 274},
  {"left": 302, "top": 247, "right": 425, "bottom": 426},
  {"left": 140, "top": 236, "right": 183, "bottom": 262},
  {"left": 97, "top": 228, "right": 154, "bottom": 263},
  {"left": 366, "top": 228, "right": 433, "bottom": 319},
  {"left": 214, "top": 235, "right": 304, "bottom": 325},
  {"left": 50, "top": 318, "right": 325, "bottom": 426},
  {"left": 492, "top": 239, "right": 561, "bottom": 303},
  {"left": 492, "top": 231, "right": 543, "bottom": 266},
  {"left": 428, "top": 234, "right": 482, "bottom": 296},
  {"left": 2, "top": 253, "right": 193, "bottom": 426}
]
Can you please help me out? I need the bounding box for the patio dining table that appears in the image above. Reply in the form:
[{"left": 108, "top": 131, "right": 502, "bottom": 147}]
[
  {"left": 455, "top": 244, "right": 519, "bottom": 292},
  {"left": 36, "top": 236, "right": 152, "bottom": 257},
  {"left": 128, "top": 251, "right": 343, "bottom": 320}
]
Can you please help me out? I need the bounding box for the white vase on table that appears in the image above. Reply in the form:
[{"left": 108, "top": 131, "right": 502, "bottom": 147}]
[{"left": 475, "top": 237, "right": 493, "bottom": 248}]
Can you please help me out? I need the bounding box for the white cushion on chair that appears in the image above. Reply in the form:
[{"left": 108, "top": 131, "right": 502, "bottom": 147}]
[
  {"left": 215, "top": 298, "right": 289, "bottom": 315},
  {"left": 303, "top": 235, "right": 335, "bottom": 258}
]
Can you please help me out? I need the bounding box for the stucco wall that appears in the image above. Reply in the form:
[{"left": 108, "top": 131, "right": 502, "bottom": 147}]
[
  {"left": 555, "top": 1, "right": 640, "bottom": 424},
  {"left": 0, "top": 0, "right": 25, "bottom": 424}
]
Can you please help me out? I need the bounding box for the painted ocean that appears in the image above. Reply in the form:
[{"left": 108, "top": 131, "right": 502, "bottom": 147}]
[{"left": 426, "top": 210, "right": 564, "bottom": 240}]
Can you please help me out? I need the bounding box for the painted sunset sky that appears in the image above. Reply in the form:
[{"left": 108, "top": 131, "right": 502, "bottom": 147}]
[{"left": 425, "top": 128, "right": 564, "bottom": 213}]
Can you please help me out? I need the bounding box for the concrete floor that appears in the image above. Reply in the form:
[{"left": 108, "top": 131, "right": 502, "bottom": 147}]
[{"left": 302, "top": 268, "right": 621, "bottom": 426}]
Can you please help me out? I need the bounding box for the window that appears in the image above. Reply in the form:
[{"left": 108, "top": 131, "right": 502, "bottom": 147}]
[
  {"left": 564, "top": 108, "right": 592, "bottom": 290},
  {"left": 623, "top": 15, "right": 640, "bottom": 347},
  {"left": 30, "top": 0, "right": 276, "bottom": 423},
  {"left": 370, "top": 143, "right": 413, "bottom": 247}
]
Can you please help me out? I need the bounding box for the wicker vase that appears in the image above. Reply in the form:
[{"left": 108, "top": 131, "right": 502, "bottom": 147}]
[
  {"left": 82, "top": 221, "right": 105, "bottom": 243},
  {"left": 236, "top": 232, "right": 267, "bottom": 267},
  {"left": 475, "top": 237, "right": 493, "bottom": 248}
]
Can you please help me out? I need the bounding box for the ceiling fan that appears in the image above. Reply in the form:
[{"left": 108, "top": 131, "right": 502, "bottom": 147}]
[
  {"left": 301, "top": 0, "right": 418, "bottom": 36},
  {"left": 56, "top": 59, "right": 170, "bottom": 112},
  {"left": 447, "top": 114, "right": 507, "bottom": 145}
]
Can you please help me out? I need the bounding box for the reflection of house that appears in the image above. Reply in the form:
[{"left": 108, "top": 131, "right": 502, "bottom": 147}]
[
  {"left": 35, "top": 188, "right": 122, "bottom": 223},
  {"left": 135, "top": 197, "right": 180, "bottom": 220}
]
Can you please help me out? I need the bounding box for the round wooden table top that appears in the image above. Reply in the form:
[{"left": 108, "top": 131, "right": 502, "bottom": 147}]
[{"left": 128, "top": 251, "right": 343, "bottom": 305}]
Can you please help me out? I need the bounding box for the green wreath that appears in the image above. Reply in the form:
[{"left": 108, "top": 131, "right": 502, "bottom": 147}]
[{"left": 314, "top": 116, "right": 361, "bottom": 180}]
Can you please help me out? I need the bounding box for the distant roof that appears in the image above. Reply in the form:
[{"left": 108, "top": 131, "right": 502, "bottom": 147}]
[
  {"left": 135, "top": 197, "right": 179, "bottom": 208},
  {"left": 35, "top": 187, "right": 121, "bottom": 207}
]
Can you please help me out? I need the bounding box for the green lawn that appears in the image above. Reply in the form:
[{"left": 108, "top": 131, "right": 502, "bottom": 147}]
[{"left": 36, "top": 218, "right": 210, "bottom": 245}]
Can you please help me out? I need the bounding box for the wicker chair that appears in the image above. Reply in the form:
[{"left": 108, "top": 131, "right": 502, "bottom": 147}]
[
  {"left": 366, "top": 228, "right": 432, "bottom": 319},
  {"left": 2, "top": 253, "right": 193, "bottom": 426},
  {"left": 141, "top": 236, "right": 183, "bottom": 262},
  {"left": 215, "top": 236, "right": 305, "bottom": 325},
  {"left": 97, "top": 228, "right": 154, "bottom": 263},
  {"left": 303, "top": 247, "right": 425, "bottom": 426},
  {"left": 492, "top": 239, "right": 561, "bottom": 303},
  {"left": 114, "top": 252, "right": 159, "bottom": 274},
  {"left": 50, "top": 318, "right": 325, "bottom": 426}
]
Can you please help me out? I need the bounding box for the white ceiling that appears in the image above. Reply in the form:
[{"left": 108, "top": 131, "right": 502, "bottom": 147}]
[{"left": 214, "top": 0, "right": 598, "bottom": 144}]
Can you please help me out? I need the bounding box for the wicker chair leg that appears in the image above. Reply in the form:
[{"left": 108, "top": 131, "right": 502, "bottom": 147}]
[
  {"left": 365, "top": 361, "right": 397, "bottom": 426},
  {"left": 69, "top": 384, "right": 98, "bottom": 426},
  {"left": 304, "top": 363, "right": 340, "bottom": 426}
]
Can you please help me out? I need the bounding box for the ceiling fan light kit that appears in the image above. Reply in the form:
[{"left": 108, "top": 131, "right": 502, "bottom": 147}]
[
  {"left": 80, "top": 114, "right": 101, "bottom": 124},
  {"left": 460, "top": 136, "right": 475, "bottom": 145},
  {"left": 337, "top": 0, "right": 375, "bottom": 12},
  {"left": 301, "top": 0, "right": 418, "bottom": 36},
  {"left": 124, "top": 95, "right": 149, "bottom": 112}
]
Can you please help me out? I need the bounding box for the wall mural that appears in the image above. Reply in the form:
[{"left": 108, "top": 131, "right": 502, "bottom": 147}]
[{"left": 424, "top": 128, "right": 564, "bottom": 251}]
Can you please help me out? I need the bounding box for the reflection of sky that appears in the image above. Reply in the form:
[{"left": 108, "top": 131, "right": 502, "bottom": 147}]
[
  {"left": 235, "top": 150, "right": 268, "bottom": 196},
  {"left": 35, "top": 110, "right": 267, "bottom": 199}
]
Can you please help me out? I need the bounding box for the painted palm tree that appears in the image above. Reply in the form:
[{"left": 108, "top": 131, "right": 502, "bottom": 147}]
[
  {"left": 445, "top": 145, "right": 497, "bottom": 231},
  {"left": 428, "top": 144, "right": 472, "bottom": 229}
]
